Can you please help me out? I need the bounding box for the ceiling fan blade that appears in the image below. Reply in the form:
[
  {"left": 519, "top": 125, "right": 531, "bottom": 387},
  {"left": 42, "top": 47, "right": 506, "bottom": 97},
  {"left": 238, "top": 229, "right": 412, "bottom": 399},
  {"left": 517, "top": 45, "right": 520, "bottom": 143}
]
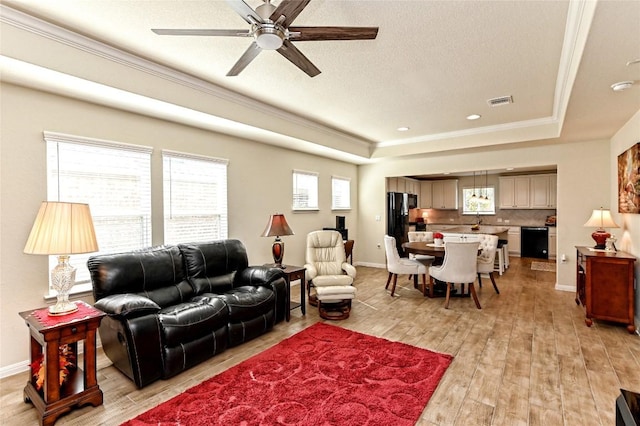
[
  {"left": 225, "top": 0, "right": 263, "bottom": 25},
  {"left": 227, "top": 41, "right": 262, "bottom": 76},
  {"left": 270, "top": 0, "right": 311, "bottom": 27},
  {"left": 289, "top": 26, "right": 379, "bottom": 41},
  {"left": 277, "top": 39, "right": 320, "bottom": 77},
  {"left": 152, "top": 29, "right": 251, "bottom": 37}
]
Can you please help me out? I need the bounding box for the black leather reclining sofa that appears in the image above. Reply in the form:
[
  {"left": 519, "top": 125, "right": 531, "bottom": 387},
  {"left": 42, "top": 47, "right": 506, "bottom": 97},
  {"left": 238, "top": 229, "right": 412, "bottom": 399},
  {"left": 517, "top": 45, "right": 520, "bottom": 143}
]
[{"left": 88, "top": 239, "right": 287, "bottom": 388}]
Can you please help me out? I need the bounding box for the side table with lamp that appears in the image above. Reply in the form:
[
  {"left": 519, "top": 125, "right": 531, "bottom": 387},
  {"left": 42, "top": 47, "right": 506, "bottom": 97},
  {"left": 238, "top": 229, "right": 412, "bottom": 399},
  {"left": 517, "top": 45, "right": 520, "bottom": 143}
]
[
  {"left": 261, "top": 213, "right": 305, "bottom": 320},
  {"left": 22, "top": 201, "right": 104, "bottom": 425}
]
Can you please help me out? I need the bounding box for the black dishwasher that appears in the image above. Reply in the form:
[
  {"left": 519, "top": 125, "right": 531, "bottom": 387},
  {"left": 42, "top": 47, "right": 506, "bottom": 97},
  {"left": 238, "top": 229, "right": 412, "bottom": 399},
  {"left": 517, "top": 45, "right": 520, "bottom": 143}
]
[{"left": 521, "top": 227, "right": 549, "bottom": 259}]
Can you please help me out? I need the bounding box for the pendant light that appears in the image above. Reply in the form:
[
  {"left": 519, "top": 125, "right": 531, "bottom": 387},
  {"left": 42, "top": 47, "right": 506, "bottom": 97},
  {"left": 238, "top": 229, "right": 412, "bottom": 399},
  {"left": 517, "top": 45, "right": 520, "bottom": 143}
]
[
  {"left": 482, "top": 170, "right": 488, "bottom": 200},
  {"left": 470, "top": 171, "right": 477, "bottom": 200}
]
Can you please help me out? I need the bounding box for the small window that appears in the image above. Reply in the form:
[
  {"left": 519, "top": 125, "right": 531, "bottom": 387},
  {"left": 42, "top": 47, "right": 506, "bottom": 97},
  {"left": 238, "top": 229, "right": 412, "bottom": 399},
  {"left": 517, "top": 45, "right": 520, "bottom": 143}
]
[
  {"left": 163, "top": 151, "right": 228, "bottom": 244},
  {"left": 292, "top": 170, "right": 319, "bottom": 210},
  {"left": 462, "top": 186, "right": 496, "bottom": 215},
  {"left": 331, "top": 176, "right": 351, "bottom": 210}
]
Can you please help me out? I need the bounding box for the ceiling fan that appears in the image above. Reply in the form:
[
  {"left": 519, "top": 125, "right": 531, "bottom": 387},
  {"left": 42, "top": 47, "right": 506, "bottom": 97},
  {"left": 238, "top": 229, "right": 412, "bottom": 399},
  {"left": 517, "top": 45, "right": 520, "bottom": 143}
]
[{"left": 152, "top": 0, "right": 378, "bottom": 77}]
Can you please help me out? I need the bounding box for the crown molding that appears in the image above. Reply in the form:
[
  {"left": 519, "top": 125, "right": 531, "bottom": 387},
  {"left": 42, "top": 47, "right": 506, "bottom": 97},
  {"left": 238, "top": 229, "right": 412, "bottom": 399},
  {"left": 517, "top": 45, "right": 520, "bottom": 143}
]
[{"left": 0, "top": 5, "right": 372, "bottom": 150}]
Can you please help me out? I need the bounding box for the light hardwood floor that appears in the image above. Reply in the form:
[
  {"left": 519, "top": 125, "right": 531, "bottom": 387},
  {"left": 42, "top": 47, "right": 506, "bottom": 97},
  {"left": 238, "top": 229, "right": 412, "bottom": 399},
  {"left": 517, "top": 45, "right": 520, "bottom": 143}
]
[{"left": 1, "top": 257, "right": 639, "bottom": 425}]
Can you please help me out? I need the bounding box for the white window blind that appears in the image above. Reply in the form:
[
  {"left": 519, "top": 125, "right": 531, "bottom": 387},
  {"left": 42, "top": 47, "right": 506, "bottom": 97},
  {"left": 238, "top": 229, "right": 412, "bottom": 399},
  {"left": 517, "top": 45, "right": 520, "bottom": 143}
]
[
  {"left": 163, "top": 151, "right": 228, "bottom": 244},
  {"left": 331, "top": 176, "right": 351, "bottom": 210},
  {"left": 44, "top": 132, "right": 152, "bottom": 289},
  {"left": 292, "top": 170, "right": 318, "bottom": 210}
]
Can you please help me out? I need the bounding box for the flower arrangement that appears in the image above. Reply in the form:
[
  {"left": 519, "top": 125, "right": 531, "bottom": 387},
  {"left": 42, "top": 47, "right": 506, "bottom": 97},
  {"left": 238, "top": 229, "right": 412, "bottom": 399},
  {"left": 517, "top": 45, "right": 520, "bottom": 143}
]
[
  {"left": 433, "top": 232, "right": 444, "bottom": 240},
  {"left": 30, "top": 344, "right": 76, "bottom": 391}
]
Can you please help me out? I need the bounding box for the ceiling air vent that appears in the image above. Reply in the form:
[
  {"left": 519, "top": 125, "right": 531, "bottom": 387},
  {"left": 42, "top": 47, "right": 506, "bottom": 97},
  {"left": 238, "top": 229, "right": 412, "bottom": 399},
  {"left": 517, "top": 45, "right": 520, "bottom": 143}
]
[{"left": 487, "top": 95, "right": 513, "bottom": 107}]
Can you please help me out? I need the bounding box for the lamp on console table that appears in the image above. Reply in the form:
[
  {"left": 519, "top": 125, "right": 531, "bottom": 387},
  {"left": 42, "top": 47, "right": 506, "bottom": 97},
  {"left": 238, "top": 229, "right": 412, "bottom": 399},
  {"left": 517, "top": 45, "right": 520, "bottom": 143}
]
[
  {"left": 24, "top": 202, "right": 99, "bottom": 315},
  {"left": 583, "top": 207, "right": 618, "bottom": 250},
  {"left": 261, "top": 213, "right": 294, "bottom": 268}
]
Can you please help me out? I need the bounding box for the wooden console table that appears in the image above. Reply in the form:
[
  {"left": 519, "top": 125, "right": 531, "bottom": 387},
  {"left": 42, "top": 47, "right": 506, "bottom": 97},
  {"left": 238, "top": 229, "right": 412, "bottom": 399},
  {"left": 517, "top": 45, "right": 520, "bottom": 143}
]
[
  {"left": 575, "top": 246, "right": 636, "bottom": 333},
  {"left": 19, "top": 301, "right": 105, "bottom": 425}
]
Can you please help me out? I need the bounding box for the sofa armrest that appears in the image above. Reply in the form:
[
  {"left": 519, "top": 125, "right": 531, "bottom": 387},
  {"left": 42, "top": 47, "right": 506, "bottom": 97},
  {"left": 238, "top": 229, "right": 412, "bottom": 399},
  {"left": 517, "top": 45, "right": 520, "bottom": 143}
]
[
  {"left": 235, "top": 266, "right": 285, "bottom": 287},
  {"left": 95, "top": 294, "right": 161, "bottom": 318}
]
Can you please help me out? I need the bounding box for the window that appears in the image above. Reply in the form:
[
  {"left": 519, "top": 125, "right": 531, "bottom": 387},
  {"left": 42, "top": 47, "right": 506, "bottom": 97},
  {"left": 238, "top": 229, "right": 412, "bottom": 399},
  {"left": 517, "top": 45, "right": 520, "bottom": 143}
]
[
  {"left": 331, "top": 176, "right": 351, "bottom": 210},
  {"left": 45, "top": 132, "right": 152, "bottom": 291},
  {"left": 163, "top": 151, "right": 228, "bottom": 244},
  {"left": 292, "top": 170, "right": 318, "bottom": 210},
  {"left": 462, "top": 186, "right": 496, "bottom": 215}
]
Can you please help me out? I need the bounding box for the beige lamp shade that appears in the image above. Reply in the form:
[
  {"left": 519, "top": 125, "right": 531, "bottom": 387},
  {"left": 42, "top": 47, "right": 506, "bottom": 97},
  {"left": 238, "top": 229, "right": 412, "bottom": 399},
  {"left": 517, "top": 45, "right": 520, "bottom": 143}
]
[
  {"left": 24, "top": 201, "right": 99, "bottom": 255},
  {"left": 583, "top": 208, "right": 619, "bottom": 230}
]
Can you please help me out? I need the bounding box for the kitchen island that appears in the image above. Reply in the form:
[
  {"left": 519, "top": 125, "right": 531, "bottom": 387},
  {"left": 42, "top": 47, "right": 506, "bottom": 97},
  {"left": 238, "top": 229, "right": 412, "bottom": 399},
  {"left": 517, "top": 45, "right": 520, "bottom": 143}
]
[{"left": 432, "top": 225, "right": 509, "bottom": 237}]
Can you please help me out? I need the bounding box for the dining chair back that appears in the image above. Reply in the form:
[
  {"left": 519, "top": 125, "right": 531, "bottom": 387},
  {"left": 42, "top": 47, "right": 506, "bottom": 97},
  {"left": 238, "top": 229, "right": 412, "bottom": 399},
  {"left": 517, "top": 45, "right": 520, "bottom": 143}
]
[
  {"left": 383, "top": 235, "right": 428, "bottom": 296},
  {"left": 429, "top": 241, "right": 481, "bottom": 309},
  {"left": 477, "top": 234, "right": 500, "bottom": 294},
  {"left": 407, "top": 231, "right": 436, "bottom": 266}
]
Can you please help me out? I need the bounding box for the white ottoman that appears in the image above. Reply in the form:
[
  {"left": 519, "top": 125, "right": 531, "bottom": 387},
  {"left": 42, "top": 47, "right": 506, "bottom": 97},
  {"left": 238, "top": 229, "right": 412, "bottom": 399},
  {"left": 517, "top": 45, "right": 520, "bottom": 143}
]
[{"left": 315, "top": 286, "right": 356, "bottom": 320}]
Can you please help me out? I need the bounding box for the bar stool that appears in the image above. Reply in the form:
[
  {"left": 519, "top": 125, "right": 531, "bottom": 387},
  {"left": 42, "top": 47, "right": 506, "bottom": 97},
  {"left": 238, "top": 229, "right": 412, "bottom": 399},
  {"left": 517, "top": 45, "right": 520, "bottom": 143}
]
[{"left": 494, "top": 239, "right": 508, "bottom": 275}]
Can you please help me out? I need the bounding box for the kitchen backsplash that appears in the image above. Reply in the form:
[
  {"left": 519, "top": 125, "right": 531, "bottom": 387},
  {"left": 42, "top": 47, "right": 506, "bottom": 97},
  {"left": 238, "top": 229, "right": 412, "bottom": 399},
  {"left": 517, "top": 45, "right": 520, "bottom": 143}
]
[{"left": 411, "top": 208, "right": 557, "bottom": 227}]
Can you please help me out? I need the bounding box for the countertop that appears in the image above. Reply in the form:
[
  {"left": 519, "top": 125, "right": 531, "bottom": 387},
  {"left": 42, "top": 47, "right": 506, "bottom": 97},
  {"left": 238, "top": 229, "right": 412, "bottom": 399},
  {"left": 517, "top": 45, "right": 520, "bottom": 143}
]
[{"left": 432, "top": 225, "right": 510, "bottom": 235}]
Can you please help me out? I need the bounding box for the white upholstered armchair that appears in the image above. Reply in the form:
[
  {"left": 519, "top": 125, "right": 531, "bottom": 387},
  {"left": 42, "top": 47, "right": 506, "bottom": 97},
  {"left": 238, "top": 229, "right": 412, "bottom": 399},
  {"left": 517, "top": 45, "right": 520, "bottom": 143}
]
[{"left": 305, "top": 230, "right": 357, "bottom": 319}]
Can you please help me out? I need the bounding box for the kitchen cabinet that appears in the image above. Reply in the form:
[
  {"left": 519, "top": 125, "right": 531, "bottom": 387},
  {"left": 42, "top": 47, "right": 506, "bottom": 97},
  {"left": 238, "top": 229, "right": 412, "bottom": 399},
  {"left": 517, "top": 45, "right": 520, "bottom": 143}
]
[
  {"left": 575, "top": 246, "right": 636, "bottom": 333},
  {"left": 405, "top": 179, "right": 419, "bottom": 195},
  {"left": 431, "top": 180, "right": 458, "bottom": 210},
  {"left": 548, "top": 227, "right": 557, "bottom": 259},
  {"left": 387, "top": 177, "right": 418, "bottom": 195},
  {"left": 499, "top": 176, "right": 530, "bottom": 209},
  {"left": 508, "top": 226, "right": 521, "bottom": 256},
  {"left": 530, "top": 174, "right": 557, "bottom": 208},
  {"left": 420, "top": 181, "right": 432, "bottom": 208}
]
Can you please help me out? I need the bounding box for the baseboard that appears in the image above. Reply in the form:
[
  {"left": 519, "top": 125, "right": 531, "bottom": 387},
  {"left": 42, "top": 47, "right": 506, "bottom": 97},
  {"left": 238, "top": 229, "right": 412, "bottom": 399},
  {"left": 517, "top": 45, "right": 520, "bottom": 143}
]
[
  {"left": 0, "top": 360, "right": 29, "bottom": 379},
  {"left": 555, "top": 283, "right": 575, "bottom": 292},
  {"left": 354, "top": 261, "right": 386, "bottom": 269}
]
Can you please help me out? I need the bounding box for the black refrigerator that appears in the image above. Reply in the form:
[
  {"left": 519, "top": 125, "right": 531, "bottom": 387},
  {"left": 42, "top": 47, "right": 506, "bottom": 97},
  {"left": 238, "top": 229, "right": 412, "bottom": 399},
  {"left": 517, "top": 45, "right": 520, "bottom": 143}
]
[{"left": 387, "top": 192, "right": 409, "bottom": 256}]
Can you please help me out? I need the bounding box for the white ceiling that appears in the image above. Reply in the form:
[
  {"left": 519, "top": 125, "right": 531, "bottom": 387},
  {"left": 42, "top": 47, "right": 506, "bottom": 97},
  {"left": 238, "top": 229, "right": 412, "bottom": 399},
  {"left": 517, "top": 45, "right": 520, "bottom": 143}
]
[{"left": 2, "top": 0, "right": 639, "bottom": 163}]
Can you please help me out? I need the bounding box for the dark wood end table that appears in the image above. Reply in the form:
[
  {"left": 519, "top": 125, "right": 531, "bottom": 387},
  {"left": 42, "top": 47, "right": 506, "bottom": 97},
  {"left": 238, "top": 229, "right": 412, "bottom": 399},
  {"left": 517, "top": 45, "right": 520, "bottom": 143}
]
[
  {"left": 19, "top": 301, "right": 105, "bottom": 426},
  {"left": 267, "top": 265, "right": 306, "bottom": 321}
]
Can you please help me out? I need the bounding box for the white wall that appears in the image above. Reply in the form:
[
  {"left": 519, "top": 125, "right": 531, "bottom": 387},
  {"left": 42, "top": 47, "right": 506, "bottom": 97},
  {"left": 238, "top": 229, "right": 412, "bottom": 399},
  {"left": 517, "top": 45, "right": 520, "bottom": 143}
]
[
  {"left": 610, "top": 109, "right": 640, "bottom": 328},
  {"left": 0, "top": 83, "right": 358, "bottom": 370}
]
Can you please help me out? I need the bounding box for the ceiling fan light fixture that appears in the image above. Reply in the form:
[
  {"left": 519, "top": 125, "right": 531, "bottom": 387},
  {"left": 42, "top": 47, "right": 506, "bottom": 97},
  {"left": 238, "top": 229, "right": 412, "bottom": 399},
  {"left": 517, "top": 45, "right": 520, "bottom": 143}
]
[{"left": 254, "top": 26, "right": 285, "bottom": 50}]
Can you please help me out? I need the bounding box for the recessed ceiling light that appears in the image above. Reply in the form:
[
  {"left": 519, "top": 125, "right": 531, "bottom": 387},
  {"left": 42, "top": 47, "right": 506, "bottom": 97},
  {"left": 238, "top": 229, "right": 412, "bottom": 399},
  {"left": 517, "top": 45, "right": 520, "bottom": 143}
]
[
  {"left": 611, "top": 81, "right": 634, "bottom": 92},
  {"left": 397, "top": 126, "right": 410, "bottom": 132},
  {"left": 466, "top": 114, "right": 481, "bottom": 120},
  {"left": 506, "top": 167, "right": 514, "bottom": 171}
]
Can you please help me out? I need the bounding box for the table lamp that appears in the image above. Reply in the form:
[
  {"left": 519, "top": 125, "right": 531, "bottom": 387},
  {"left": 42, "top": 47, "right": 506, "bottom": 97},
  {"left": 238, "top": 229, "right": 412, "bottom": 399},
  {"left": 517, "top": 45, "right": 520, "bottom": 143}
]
[
  {"left": 583, "top": 207, "right": 618, "bottom": 249},
  {"left": 24, "top": 202, "right": 99, "bottom": 315},
  {"left": 261, "top": 213, "right": 294, "bottom": 268}
]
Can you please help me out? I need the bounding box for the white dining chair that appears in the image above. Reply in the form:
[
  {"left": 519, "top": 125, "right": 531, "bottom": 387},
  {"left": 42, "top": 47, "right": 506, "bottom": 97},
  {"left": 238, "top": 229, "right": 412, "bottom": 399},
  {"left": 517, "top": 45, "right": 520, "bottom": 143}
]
[
  {"left": 383, "top": 235, "right": 428, "bottom": 296},
  {"left": 429, "top": 241, "right": 481, "bottom": 309},
  {"left": 477, "top": 234, "right": 500, "bottom": 294}
]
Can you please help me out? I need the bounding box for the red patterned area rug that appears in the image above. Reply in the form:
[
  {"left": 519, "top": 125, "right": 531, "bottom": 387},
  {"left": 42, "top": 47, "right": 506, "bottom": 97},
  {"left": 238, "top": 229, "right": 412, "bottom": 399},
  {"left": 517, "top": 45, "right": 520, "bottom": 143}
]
[{"left": 122, "top": 322, "right": 453, "bottom": 426}]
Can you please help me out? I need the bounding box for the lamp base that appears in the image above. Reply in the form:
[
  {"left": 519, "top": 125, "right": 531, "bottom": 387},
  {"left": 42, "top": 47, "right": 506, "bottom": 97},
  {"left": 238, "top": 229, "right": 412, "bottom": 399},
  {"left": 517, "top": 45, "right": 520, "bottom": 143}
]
[
  {"left": 48, "top": 255, "right": 79, "bottom": 316},
  {"left": 591, "top": 229, "right": 610, "bottom": 250},
  {"left": 49, "top": 302, "right": 78, "bottom": 316},
  {"left": 271, "top": 237, "right": 285, "bottom": 269}
]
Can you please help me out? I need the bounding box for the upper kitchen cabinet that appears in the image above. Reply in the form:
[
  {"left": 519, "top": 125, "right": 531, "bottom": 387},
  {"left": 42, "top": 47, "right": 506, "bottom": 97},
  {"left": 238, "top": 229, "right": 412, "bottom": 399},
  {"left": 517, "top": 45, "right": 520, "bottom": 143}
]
[
  {"left": 387, "top": 177, "right": 419, "bottom": 195},
  {"left": 529, "top": 174, "right": 557, "bottom": 209},
  {"left": 420, "top": 181, "right": 432, "bottom": 209},
  {"left": 432, "top": 180, "right": 458, "bottom": 210},
  {"left": 499, "top": 176, "right": 530, "bottom": 209}
]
